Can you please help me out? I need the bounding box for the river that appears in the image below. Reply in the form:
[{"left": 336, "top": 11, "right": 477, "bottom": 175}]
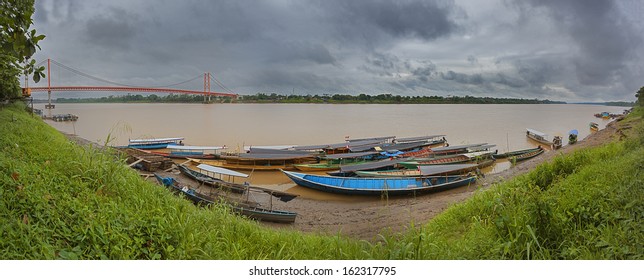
[{"left": 40, "top": 102, "right": 628, "bottom": 197}]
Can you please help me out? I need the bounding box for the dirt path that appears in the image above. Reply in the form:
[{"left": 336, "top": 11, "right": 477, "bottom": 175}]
[{"left": 62, "top": 119, "right": 624, "bottom": 241}]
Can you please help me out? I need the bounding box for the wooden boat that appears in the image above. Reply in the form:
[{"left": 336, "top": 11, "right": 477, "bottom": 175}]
[
  {"left": 282, "top": 170, "right": 476, "bottom": 196},
  {"left": 492, "top": 147, "right": 542, "bottom": 159},
  {"left": 326, "top": 158, "right": 409, "bottom": 177},
  {"left": 355, "top": 163, "right": 477, "bottom": 178},
  {"left": 150, "top": 144, "right": 225, "bottom": 159},
  {"left": 400, "top": 143, "right": 490, "bottom": 158},
  {"left": 177, "top": 164, "right": 246, "bottom": 193},
  {"left": 356, "top": 159, "right": 495, "bottom": 178},
  {"left": 293, "top": 151, "right": 378, "bottom": 171},
  {"left": 590, "top": 122, "right": 599, "bottom": 131},
  {"left": 398, "top": 151, "right": 495, "bottom": 169},
  {"left": 127, "top": 137, "right": 184, "bottom": 149},
  {"left": 180, "top": 163, "right": 299, "bottom": 202},
  {"left": 216, "top": 148, "right": 317, "bottom": 170},
  {"left": 526, "top": 129, "right": 553, "bottom": 146},
  {"left": 154, "top": 174, "right": 297, "bottom": 223},
  {"left": 509, "top": 147, "right": 544, "bottom": 162}
]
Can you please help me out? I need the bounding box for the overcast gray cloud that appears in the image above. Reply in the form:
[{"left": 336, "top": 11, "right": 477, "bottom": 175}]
[{"left": 30, "top": 0, "right": 643, "bottom": 102}]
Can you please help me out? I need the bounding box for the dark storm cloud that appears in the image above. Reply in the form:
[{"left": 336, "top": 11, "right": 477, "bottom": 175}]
[
  {"left": 315, "top": 0, "right": 464, "bottom": 48},
  {"left": 84, "top": 7, "right": 137, "bottom": 49},
  {"left": 360, "top": 52, "right": 405, "bottom": 77},
  {"left": 242, "top": 69, "right": 350, "bottom": 94},
  {"left": 441, "top": 71, "right": 483, "bottom": 85},
  {"left": 264, "top": 41, "right": 337, "bottom": 65},
  {"left": 29, "top": 0, "right": 643, "bottom": 101},
  {"left": 521, "top": 0, "right": 640, "bottom": 86},
  {"left": 506, "top": 0, "right": 643, "bottom": 100}
]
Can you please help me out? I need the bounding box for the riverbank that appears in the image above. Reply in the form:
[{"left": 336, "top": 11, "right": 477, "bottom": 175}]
[
  {"left": 2, "top": 102, "right": 641, "bottom": 259},
  {"left": 258, "top": 116, "right": 627, "bottom": 239},
  {"left": 63, "top": 111, "right": 624, "bottom": 240}
]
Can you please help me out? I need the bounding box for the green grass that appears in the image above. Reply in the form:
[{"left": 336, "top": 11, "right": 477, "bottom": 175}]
[{"left": 1, "top": 102, "right": 642, "bottom": 259}]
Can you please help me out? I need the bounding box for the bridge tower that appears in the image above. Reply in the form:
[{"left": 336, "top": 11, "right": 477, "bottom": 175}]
[
  {"left": 45, "top": 58, "right": 55, "bottom": 110},
  {"left": 204, "top": 72, "right": 211, "bottom": 103}
]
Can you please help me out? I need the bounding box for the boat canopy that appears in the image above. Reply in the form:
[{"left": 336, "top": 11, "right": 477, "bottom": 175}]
[
  {"left": 248, "top": 147, "right": 314, "bottom": 155},
  {"left": 324, "top": 151, "right": 379, "bottom": 160},
  {"left": 463, "top": 151, "right": 495, "bottom": 158},
  {"left": 167, "top": 144, "right": 224, "bottom": 151},
  {"left": 349, "top": 142, "right": 385, "bottom": 152},
  {"left": 396, "top": 135, "right": 446, "bottom": 143},
  {"left": 526, "top": 128, "right": 548, "bottom": 138},
  {"left": 197, "top": 164, "right": 249, "bottom": 178},
  {"left": 129, "top": 137, "right": 184, "bottom": 144},
  {"left": 467, "top": 144, "right": 496, "bottom": 152},
  {"left": 346, "top": 136, "right": 395, "bottom": 143},
  {"left": 236, "top": 153, "right": 315, "bottom": 160},
  {"left": 243, "top": 145, "right": 295, "bottom": 151},
  {"left": 340, "top": 158, "right": 408, "bottom": 172},
  {"left": 292, "top": 144, "right": 331, "bottom": 151},
  {"left": 418, "top": 164, "right": 478, "bottom": 176},
  {"left": 569, "top": 129, "right": 579, "bottom": 135},
  {"left": 432, "top": 143, "right": 487, "bottom": 152},
  {"left": 384, "top": 141, "right": 432, "bottom": 152},
  {"left": 335, "top": 139, "right": 382, "bottom": 149}
]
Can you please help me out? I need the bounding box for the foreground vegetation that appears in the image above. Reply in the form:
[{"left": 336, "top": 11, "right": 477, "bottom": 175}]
[
  {"left": 1, "top": 101, "right": 642, "bottom": 259},
  {"left": 55, "top": 93, "right": 566, "bottom": 104}
]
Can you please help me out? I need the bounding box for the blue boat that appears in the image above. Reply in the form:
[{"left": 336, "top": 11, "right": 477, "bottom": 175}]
[
  {"left": 282, "top": 170, "right": 476, "bottom": 196},
  {"left": 127, "top": 137, "right": 184, "bottom": 149}
]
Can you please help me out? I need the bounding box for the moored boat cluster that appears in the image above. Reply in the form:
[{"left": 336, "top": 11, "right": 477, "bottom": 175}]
[{"left": 119, "top": 132, "right": 577, "bottom": 223}]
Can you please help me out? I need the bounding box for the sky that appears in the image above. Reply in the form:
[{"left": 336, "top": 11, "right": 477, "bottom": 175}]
[{"left": 30, "top": 0, "right": 643, "bottom": 102}]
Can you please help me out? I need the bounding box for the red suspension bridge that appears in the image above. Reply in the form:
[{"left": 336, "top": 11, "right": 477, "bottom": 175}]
[{"left": 22, "top": 58, "right": 238, "bottom": 108}]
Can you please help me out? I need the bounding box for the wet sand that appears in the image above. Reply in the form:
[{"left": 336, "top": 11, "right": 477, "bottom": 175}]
[{"left": 62, "top": 119, "right": 624, "bottom": 241}]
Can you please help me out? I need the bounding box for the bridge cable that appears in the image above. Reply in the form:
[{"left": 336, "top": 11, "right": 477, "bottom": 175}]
[
  {"left": 47, "top": 59, "right": 203, "bottom": 89},
  {"left": 209, "top": 75, "right": 235, "bottom": 94}
]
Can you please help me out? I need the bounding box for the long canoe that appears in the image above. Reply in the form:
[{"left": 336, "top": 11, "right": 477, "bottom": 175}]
[
  {"left": 399, "top": 151, "right": 495, "bottom": 169},
  {"left": 154, "top": 174, "right": 297, "bottom": 223},
  {"left": 177, "top": 164, "right": 246, "bottom": 193},
  {"left": 355, "top": 163, "right": 478, "bottom": 178},
  {"left": 526, "top": 128, "right": 553, "bottom": 145},
  {"left": 355, "top": 159, "right": 494, "bottom": 178},
  {"left": 127, "top": 137, "right": 184, "bottom": 149},
  {"left": 492, "top": 147, "right": 542, "bottom": 159},
  {"left": 509, "top": 147, "right": 544, "bottom": 162},
  {"left": 282, "top": 170, "right": 476, "bottom": 196}
]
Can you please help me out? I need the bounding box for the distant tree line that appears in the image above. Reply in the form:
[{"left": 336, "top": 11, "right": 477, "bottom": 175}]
[
  {"left": 56, "top": 94, "right": 233, "bottom": 103},
  {"left": 604, "top": 101, "right": 636, "bottom": 107},
  {"left": 56, "top": 92, "right": 567, "bottom": 104},
  {"left": 238, "top": 93, "right": 566, "bottom": 104}
]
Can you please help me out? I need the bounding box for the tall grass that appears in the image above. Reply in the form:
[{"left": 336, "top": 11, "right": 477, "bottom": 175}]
[{"left": 1, "top": 102, "right": 642, "bottom": 259}]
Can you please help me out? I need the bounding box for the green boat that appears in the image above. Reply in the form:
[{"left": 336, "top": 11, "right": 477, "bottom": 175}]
[
  {"left": 399, "top": 151, "right": 495, "bottom": 169},
  {"left": 492, "top": 147, "right": 542, "bottom": 159},
  {"left": 293, "top": 151, "right": 377, "bottom": 171}
]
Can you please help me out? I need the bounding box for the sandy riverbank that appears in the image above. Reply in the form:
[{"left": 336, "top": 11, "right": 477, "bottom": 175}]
[{"left": 61, "top": 119, "right": 623, "bottom": 241}]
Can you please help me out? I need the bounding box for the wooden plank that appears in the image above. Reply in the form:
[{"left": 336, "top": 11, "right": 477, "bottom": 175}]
[
  {"left": 163, "top": 164, "right": 177, "bottom": 172},
  {"left": 128, "top": 158, "right": 144, "bottom": 167}
]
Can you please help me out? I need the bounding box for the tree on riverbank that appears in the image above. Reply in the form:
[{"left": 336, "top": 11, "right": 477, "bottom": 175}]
[{"left": 0, "top": 0, "right": 45, "bottom": 100}]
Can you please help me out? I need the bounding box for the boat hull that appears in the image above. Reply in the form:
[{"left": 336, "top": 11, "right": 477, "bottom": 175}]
[
  {"left": 510, "top": 147, "right": 544, "bottom": 162},
  {"left": 282, "top": 170, "right": 476, "bottom": 196},
  {"left": 493, "top": 147, "right": 542, "bottom": 159},
  {"left": 154, "top": 174, "right": 297, "bottom": 223},
  {"left": 128, "top": 143, "right": 171, "bottom": 149}
]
